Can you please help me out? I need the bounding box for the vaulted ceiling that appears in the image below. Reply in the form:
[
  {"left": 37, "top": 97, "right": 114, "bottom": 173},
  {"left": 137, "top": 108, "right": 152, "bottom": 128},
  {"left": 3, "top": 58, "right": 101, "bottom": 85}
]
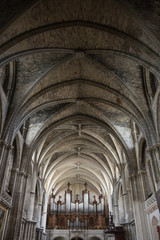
[{"left": 0, "top": 0, "right": 160, "bottom": 198}]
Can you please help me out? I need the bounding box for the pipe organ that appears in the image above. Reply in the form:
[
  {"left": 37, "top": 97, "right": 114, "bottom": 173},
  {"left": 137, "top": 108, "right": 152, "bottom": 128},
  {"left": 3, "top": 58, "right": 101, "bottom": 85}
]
[{"left": 47, "top": 183, "right": 106, "bottom": 230}]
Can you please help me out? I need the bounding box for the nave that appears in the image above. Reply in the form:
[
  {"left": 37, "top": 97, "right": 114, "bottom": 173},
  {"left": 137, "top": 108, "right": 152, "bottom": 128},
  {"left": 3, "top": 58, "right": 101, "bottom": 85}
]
[{"left": 0, "top": 0, "right": 160, "bottom": 240}]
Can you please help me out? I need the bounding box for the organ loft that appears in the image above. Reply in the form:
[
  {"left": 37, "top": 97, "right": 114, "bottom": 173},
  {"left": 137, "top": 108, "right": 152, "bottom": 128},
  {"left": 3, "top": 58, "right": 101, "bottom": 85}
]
[{"left": 47, "top": 182, "right": 106, "bottom": 230}]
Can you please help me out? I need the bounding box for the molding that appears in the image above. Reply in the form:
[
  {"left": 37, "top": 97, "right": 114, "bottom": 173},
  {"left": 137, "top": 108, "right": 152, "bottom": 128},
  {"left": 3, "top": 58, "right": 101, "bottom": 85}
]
[
  {"left": 145, "top": 195, "right": 158, "bottom": 214},
  {"left": 145, "top": 202, "right": 158, "bottom": 214}
]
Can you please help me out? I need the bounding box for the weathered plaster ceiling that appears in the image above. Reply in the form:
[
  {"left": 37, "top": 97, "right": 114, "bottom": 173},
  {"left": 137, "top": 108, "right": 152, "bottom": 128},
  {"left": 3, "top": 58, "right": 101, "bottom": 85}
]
[{"left": 1, "top": 0, "right": 160, "bottom": 198}]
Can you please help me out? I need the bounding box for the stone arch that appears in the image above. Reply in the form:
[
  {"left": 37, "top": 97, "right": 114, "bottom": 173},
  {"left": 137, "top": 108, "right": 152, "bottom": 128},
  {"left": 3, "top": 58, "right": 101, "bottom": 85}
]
[
  {"left": 151, "top": 216, "right": 159, "bottom": 240},
  {"left": 0, "top": 2, "right": 160, "bottom": 240},
  {"left": 0, "top": 18, "right": 159, "bottom": 67},
  {"left": 4, "top": 77, "right": 156, "bottom": 146}
]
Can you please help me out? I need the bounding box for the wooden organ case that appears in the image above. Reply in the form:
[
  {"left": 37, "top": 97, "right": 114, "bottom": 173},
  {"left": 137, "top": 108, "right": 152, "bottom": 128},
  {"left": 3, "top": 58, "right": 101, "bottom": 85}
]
[{"left": 47, "top": 183, "right": 107, "bottom": 230}]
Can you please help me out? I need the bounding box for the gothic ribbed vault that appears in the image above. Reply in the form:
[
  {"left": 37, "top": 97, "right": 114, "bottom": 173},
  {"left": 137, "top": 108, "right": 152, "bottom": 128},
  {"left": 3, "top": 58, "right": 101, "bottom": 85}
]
[{"left": 0, "top": 1, "right": 160, "bottom": 240}]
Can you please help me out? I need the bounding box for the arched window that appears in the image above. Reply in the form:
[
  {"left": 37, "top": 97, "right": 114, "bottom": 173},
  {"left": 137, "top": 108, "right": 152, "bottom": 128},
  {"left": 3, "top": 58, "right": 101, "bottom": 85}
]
[{"left": 151, "top": 216, "right": 159, "bottom": 240}]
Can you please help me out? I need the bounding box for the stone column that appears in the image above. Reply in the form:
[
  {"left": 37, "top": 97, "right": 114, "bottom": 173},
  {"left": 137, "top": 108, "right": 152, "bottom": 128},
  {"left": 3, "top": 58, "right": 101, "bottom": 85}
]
[
  {"left": 130, "top": 173, "right": 151, "bottom": 240},
  {"left": 36, "top": 185, "right": 44, "bottom": 228},
  {"left": 0, "top": 140, "right": 7, "bottom": 165},
  {"left": 157, "top": 226, "right": 160, "bottom": 240},
  {"left": 127, "top": 188, "right": 134, "bottom": 220},
  {"left": 23, "top": 220, "right": 29, "bottom": 240},
  {"left": 27, "top": 170, "right": 37, "bottom": 220},
  {"left": 139, "top": 169, "right": 151, "bottom": 199},
  {"left": 33, "top": 200, "right": 39, "bottom": 222},
  {"left": 122, "top": 192, "right": 129, "bottom": 222},
  {"left": 8, "top": 167, "right": 19, "bottom": 196},
  {"left": 4, "top": 146, "right": 14, "bottom": 191},
  {"left": 147, "top": 144, "right": 160, "bottom": 190},
  {"left": 114, "top": 203, "right": 119, "bottom": 226},
  {"left": 0, "top": 142, "right": 14, "bottom": 194},
  {"left": 41, "top": 192, "right": 48, "bottom": 232},
  {"left": 4, "top": 171, "right": 29, "bottom": 240},
  {"left": 112, "top": 184, "right": 119, "bottom": 226},
  {"left": 108, "top": 195, "right": 113, "bottom": 215},
  {"left": 37, "top": 203, "right": 43, "bottom": 228},
  {"left": 121, "top": 172, "right": 129, "bottom": 222}
]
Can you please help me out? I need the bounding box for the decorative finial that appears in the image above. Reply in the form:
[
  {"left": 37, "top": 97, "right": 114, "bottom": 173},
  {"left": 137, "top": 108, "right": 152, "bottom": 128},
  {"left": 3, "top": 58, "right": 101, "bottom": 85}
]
[
  {"left": 67, "top": 182, "right": 71, "bottom": 190},
  {"left": 76, "top": 194, "right": 79, "bottom": 201},
  {"left": 93, "top": 195, "right": 96, "bottom": 202},
  {"left": 84, "top": 182, "right": 87, "bottom": 190}
]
